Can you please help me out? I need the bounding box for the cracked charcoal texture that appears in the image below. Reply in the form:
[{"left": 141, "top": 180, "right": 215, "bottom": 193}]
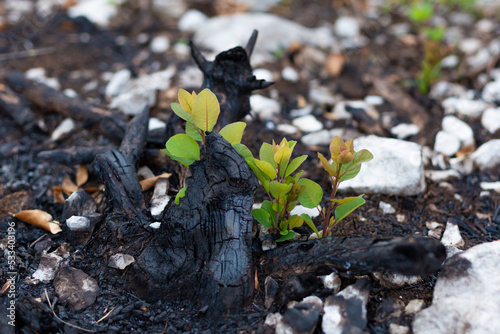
[{"left": 129, "top": 131, "right": 258, "bottom": 317}]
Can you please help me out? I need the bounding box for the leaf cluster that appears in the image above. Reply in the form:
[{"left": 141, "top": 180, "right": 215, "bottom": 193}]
[{"left": 162, "top": 88, "right": 246, "bottom": 204}]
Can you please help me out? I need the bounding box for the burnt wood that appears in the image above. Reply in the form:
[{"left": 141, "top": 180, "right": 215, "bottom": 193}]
[
  {"left": 37, "top": 147, "right": 111, "bottom": 165},
  {"left": 128, "top": 131, "right": 258, "bottom": 318},
  {"left": 190, "top": 30, "right": 273, "bottom": 126},
  {"left": 3, "top": 70, "right": 127, "bottom": 139},
  {"left": 263, "top": 235, "right": 446, "bottom": 280},
  {"left": 0, "top": 83, "right": 37, "bottom": 130}
]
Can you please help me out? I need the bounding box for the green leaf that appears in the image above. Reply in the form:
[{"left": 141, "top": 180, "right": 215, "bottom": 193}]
[
  {"left": 185, "top": 122, "right": 202, "bottom": 142},
  {"left": 269, "top": 181, "right": 292, "bottom": 200},
  {"left": 339, "top": 163, "right": 361, "bottom": 182},
  {"left": 335, "top": 195, "right": 365, "bottom": 224},
  {"left": 272, "top": 201, "right": 285, "bottom": 214},
  {"left": 254, "top": 159, "right": 277, "bottom": 180},
  {"left": 261, "top": 200, "right": 273, "bottom": 213},
  {"left": 279, "top": 218, "right": 289, "bottom": 232},
  {"left": 166, "top": 134, "right": 200, "bottom": 161},
  {"left": 318, "top": 152, "right": 337, "bottom": 177},
  {"left": 192, "top": 88, "right": 220, "bottom": 132},
  {"left": 353, "top": 149, "right": 373, "bottom": 164},
  {"left": 252, "top": 208, "right": 272, "bottom": 228},
  {"left": 289, "top": 215, "right": 304, "bottom": 229},
  {"left": 175, "top": 186, "right": 187, "bottom": 205},
  {"left": 293, "top": 170, "right": 304, "bottom": 183},
  {"left": 247, "top": 160, "right": 270, "bottom": 192},
  {"left": 219, "top": 122, "right": 246, "bottom": 145},
  {"left": 331, "top": 195, "right": 366, "bottom": 204},
  {"left": 288, "top": 140, "right": 297, "bottom": 151},
  {"left": 178, "top": 89, "right": 195, "bottom": 113},
  {"left": 233, "top": 143, "right": 254, "bottom": 160},
  {"left": 285, "top": 155, "right": 307, "bottom": 177},
  {"left": 408, "top": 1, "right": 433, "bottom": 23},
  {"left": 301, "top": 214, "right": 319, "bottom": 237},
  {"left": 161, "top": 146, "right": 197, "bottom": 167},
  {"left": 298, "top": 179, "right": 323, "bottom": 209},
  {"left": 171, "top": 102, "right": 194, "bottom": 123},
  {"left": 276, "top": 230, "right": 295, "bottom": 242},
  {"left": 259, "top": 143, "right": 277, "bottom": 168}
]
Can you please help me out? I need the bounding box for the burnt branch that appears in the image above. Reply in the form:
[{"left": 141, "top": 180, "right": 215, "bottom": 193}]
[
  {"left": 3, "top": 70, "right": 127, "bottom": 140},
  {"left": 263, "top": 235, "right": 446, "bottom": 280}
]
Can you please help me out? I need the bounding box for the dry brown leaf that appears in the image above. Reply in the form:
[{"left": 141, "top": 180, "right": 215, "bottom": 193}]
[
  {"left": 76, "top": 165, "right": 88, "bottom": 187},
  {"left": 140, "top": 173, "right": 172, "bottom": 192},
  {"left": 0, "top": 280, "right": 10, "bottom": 294},
  {"left": 326, "top": 54, "right": 345, "bottom": 77},
  {"left": 13, "top": 209, "right": 62, "bottom": 234},
  {"left": 61, "top": 175, "right": 78, "bottom": 196},
  {"left": 52, "top": 185, "right": 66, "bottom": 204}
]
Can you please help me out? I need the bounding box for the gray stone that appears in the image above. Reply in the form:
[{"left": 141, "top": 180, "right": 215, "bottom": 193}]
[
  {"left": 322, "top": 279, "right": 370, "bottom": 334},
  {"left": 276, "top": 296, "right": 323, "bottom": 334},
  {"left": 459, "top": 38, "right": 482, "bottom": 55},
  {"left": 480, "top": 181, "right": 500, "bottom": 192},
  {"left": 309, "top": 83, "right": 338, "bottom": 106},
  {"left": 475, "top": 19, "right": 495, "bottom": 33},
  {"left": 109, "top": 67, "right": 175, "bottom": 115},
  {"left": 481, "top": 107, "right": 500, "bottom": 133},
  {"left": 150, "top": 178, "right": 170, "bottom": 220},
  {"left": 265, "top": 276, "right": 279, "bottom": 309},
  {"left": 193, "top": 13, "right": 336, "bottom": 59},
  {"left": 372, "top": 272, "right": 421, "bottom": 289},
  {"left": 379, "top": 201, "right": 395, "bottom": 214},
  {"left": 429, "top": 81, "right": 466, "bottom": 100},
  {"left": 301, "top": 130, "right": 334, "bottom": 146},
  {"left": 67, "top": 0, "right": 124, "bottom": 28},
  {"left": 148, "top": 117, "right": 166, "bottom": 132},
  {"left": 413, "top": 241, "right": 500, "bottom": 334},
  {"left": 389, "top": 324, "right": 410, "bottom": 334},
  {"left": 471, "top": 139, "right": 500, "bottom": 170},
  {"left": 253, "top": 68, "right": 274, "bottom": 82},
  {"left": 320, "top": 272, "right": 341, "bottom": 293},
  {"left": 292, "top": 115, "right": 323, "bottom": 133},
  {"left": 54, "top": 265, "right": 99, "bottom": 311},
  {"left": 32, "top": 253, "right": 63, "bottom": 283},
  {"left": 434, "top": 131, "right": 461, "bottom": 156},
  {"left": 66, "top": 216, "right": 91, "bottom": 231},
  {"left": 105, "top": 69, "right": 133, "bottom": 99},
  {"left": 364, "top": 95, "right": 384, "bottom": 106},
  {"left": 441, "top": 220, "right": 464, "bottom": 248},
  {"left": 177, "top": 66, "right": 204, "bottom": 88},
  {"left": 338, "top": 136, "right": 426, "bottom": 196},
  {"left": 405, "top": 299, "right": 425, "bottom": 314},
  {"left": 108, "top": 253, "right": 135, "bottom": 270},
  {"left": 178, "top": 9, "right": 207, "bottom": 33},
  {"left": 440, "top": 55, "right": 459, "bottom": 69},
  {"left": 25, "top": 67, "right": 61, "bottom": 90},
  {"left": 152, "top": 0, "right": 186, "bottom": 20}
]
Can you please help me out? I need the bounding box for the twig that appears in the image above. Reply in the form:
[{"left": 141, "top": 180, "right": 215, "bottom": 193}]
[
  {"left": 44, "top": 289, "right": 97, "bottom": 333},
  {"left": 0, "top": 47, "right": 55, "bottom": 61},
  {"left": 96, "top": 306, "right": 115, "bottom": 324}
]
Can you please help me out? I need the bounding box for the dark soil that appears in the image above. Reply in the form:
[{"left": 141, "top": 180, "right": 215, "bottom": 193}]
[{"left": 1, "top": 1, "right": 499, "bottom": 333}]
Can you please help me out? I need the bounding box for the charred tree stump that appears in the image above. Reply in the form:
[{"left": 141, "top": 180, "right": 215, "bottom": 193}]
[
  {"left": 263, "top": 235, "right": 446, "bottom": 280},
  {"left": 190, "top": 30, "right": 273, "bottom": 125},
  {"left": 128, "top": 131, "right": 258, "bottom": 317}
]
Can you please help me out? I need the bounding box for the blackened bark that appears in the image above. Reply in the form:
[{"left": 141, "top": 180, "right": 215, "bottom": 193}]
[
  {"left": 263, "top": 235, "right": 446, "bottom": 280},
  {"left": 3, "top": 70, "right": 127, "bottom": 139},
  {"left": 0, "top": 83, "right": 37, "bottom": 130},
  {"left": 38, "top": 147, "right": 111, "bottom": 165},
  {"left": 128, "top": 131, "right": 258, "bottom": 318},
  {"left": 190, "top": 30, "right": 273, "bottom": 126}
]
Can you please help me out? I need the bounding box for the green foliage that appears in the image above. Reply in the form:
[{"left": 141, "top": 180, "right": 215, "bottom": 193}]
[
  {"left": 163, "top": 88, "right": 246, "bottom": 204},
  {"left": 408, "top": 1, "right": 434, "bottom": 23},
  {"left": 246, "top": 136, "right": 373, "bottom": 241}
]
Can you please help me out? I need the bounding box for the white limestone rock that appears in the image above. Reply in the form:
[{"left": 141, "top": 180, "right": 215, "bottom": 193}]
[
  {"left": 379, "top": 201, "right": 396, "bottom": 214},
  {"left": 482, "top": 80, "right": 500, "bottom": 103},
  {"left": 481, "top": 107, "right": 500, "bottom": 133},
  {"left": 178, "top": 9, "right": 207, "bottom": 33},
  {"left": 338, "top": 136, "right": 426, "bottom": 196},
  {"left": 68, "top": 0, "right": 125, "bottom": 28},
  {"left": 108, "top": 253, "right": 135, "bottom": 270},
  {"left": 193, "top": 13, "right": 336, "bottom": 60},
  {"left": 334, "top": 16, "right": 360, "bottom": 38},
  {"left": 250, "top": 94, "right": 281, "bottom": 121},
  {"left": 150, "top": 35, "right": 170, "bottom": 53},
  {"left": 442, "top": 97, "right": 489, "bottom": 119},
  {"left": 51, "top": 118, "right": 76, "bottom": 141},
  {"left": 471, "top": 139, "right": 500, "bottom": 170},
  {"left": 292, "top": 115, "right": 323, "bottom": 133},
  {"left": 441, "top": 220, "right": 464, "bottom": 248},
  {"left": 413, "top": 241, "right": 500, "bottom": 334},
  {"left": 434, "top": 131, "right": 461, "bottom": 156},
  {"left": 390, "top": 123, "right": 420, "bottom": 139},
  {"left": 106, "top": 69, "right": 132, "bottom": 99},
  {"left": 441, "top": 115, "right": 474, "bottom": 147}
]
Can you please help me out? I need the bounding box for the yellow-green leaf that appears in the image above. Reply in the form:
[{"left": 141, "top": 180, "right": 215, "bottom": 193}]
[
  {"left": 254, "top": 159, "right": 277, "bottom": 180},
  {"left": 219, "top": 122, "right": 246, "bottom": 145},
  {"left": 298, "top": 179, "right": 323, "bottom": 209},
  {"left": 274, "top": 144, "right": 292, "bottom": 166},
  {"left": 171, "top": 102, "right": 194, "bottom": 123},
  {"left": 334, "top": 195, "right": 365, "bottom": 223},
  {"left": 175, "top": 186, "right": 187, "bottom": 205},
  {"left": 259, "top": 143, "right": 277, "bottom": 168},
  {"left": 186, "top": 122, "right": 202, "bottom": 142},
  {"left": 166, "top": 134, "right": 200, "bottom": 161},
  {"left": 318, "top": 153, "right": 337, "bottom": 177},
  {"left": 192, "top": 88, "right": 220, "bottom": 132},
  {"left": 285, "top": 155, "right": 307, "bottom": 177},
  {"left": 269, "top": 181, "right": 292, "bottom": 200},
  {"left": 178, "top": 89, "right": 195, "bottom": 114},
  {"left": 289, "top": 215, "right": 304, "bottom": 229}
]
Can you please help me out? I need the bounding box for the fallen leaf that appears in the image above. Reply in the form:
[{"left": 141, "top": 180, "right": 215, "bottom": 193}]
[
  {"left": 61, "top": 175, "right": 78, "bottom": 196},
  {"left": 326, "top": 54, "right": 345, "bottom": 77},
  {"left": 52, "top": 185, "right": 66, "bottom": 204},
  {"left": 13, "top": 209, "right": 62, "bottom": 234},
  {"left": 0, "top": 280, "right": 10, "bottom": 294},
  {"left": 76, "top": 165, "right": 88, "bottom": 187},
  {"left": 140, "top": 173, "right": 172, "bottom": 192}
]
